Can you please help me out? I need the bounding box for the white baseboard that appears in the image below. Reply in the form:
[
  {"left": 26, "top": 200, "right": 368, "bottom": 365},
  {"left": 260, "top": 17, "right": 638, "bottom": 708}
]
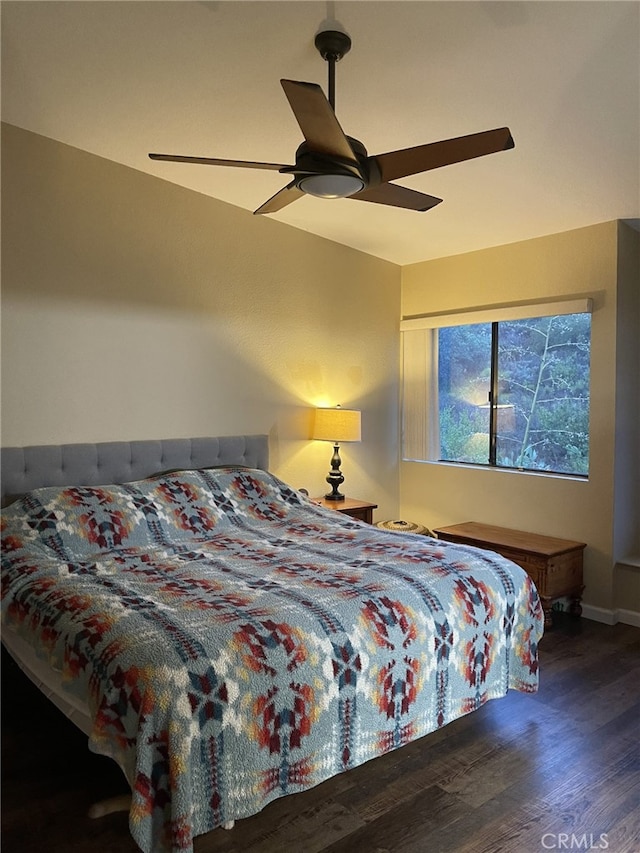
[
  {"left": 581, "top": 605, "right": 617, "bottom": 625},
  {"left": 617, "top": 608, "right": 640, "bottom": 628},
  {"left": 581, "top": 604, "right": 640, "bottom": 628}
]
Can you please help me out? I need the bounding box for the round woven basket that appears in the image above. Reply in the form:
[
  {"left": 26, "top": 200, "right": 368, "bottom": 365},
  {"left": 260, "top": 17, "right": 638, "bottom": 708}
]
[{"left": 375, "top": 519, "right": 432, "bottom": 536}]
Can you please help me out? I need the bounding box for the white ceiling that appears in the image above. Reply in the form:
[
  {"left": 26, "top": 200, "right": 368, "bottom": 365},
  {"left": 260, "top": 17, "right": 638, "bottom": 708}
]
[{"left": 2, "top": 1, "right": 638, "bottom": 265}]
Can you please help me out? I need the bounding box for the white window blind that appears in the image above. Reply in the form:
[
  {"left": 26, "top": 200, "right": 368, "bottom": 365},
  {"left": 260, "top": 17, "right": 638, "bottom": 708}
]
[{"left": 402, "top": 327, "right": 440, "bottom": 461}]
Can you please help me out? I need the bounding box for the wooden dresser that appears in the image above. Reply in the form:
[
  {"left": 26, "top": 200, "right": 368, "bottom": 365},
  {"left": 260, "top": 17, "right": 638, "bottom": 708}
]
[{"left": 433, "top": 521, "right": 586, "bottom": 628}]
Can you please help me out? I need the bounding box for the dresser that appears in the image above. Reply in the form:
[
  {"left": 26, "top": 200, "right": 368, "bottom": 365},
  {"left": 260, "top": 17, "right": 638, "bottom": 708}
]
[{"left": 433, "top": 521, "right": 586, "bottom": 628}]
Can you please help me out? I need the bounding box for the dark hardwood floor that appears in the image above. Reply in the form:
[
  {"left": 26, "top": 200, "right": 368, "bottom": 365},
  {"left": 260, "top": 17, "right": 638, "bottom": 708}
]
[{"left": 2, "top": 615, "right": 639, "bottom": 853}]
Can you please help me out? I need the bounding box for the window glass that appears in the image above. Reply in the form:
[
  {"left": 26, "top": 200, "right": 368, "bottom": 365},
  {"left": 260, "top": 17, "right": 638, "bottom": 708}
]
[
  {"left": 438, "top": 323, "right": 491, "bottom": 464},
  {"left": 436, "top": 313, "right": 590, "bottom": 475}
]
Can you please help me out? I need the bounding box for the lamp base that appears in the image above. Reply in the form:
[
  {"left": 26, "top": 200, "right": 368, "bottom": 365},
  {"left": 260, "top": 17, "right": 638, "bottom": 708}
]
[{"left": 325, "top": 443, "right": 346, "bottom": 501}]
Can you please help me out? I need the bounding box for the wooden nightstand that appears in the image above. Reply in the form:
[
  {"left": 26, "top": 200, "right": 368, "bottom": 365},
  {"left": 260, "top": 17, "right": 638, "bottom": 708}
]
[
  {"left": 314, "top": 497, "right": 378, "bottom": 524},
  {"left": 433, "top": 522, "right": 586, "bottom": 629}
]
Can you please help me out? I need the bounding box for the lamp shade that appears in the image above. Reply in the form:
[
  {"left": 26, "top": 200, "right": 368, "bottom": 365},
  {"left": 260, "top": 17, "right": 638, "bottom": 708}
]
[{"left": 313, "top": 407, "right": 361, "bottom": 443}]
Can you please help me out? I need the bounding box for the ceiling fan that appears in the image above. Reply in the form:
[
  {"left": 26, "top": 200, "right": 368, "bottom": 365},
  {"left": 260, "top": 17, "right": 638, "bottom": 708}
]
[{"left": 149, "top": 29, "right": 514, "bottom": 215}]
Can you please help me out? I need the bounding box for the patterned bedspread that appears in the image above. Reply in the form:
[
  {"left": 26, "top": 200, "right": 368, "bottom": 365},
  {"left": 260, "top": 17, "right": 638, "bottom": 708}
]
[{"left": 1, "top": 467, "right": 543, "bottom": 853}]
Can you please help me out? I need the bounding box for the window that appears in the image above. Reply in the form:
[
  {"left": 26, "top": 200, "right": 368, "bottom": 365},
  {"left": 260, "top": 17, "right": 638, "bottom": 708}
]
[{"left": 402, "top": 300, "right": 592, "bottom": 477}]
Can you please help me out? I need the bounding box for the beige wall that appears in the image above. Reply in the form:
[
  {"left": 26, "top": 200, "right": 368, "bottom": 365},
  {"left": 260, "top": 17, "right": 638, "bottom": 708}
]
[
  {"left": 400, "top": 221, "right": 637, "bottom": 615},
  {"left": 1, "top": 123, "right": 401, "bottom": 520}
]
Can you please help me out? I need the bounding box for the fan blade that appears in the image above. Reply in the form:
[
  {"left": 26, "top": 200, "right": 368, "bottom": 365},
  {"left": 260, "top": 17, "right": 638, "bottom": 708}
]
[
  {"left": 369, "top": 128, "right": 515, "bottom": 183},
  {"left": 253, "top": 181, "right": 304, "bottom": 215},
  {"left": 280, "top": 80, "right": 359, "bottom": 165},
  {"left": 149, "top": 153, "right": 290, "bottom": 171},
  {"left": 350, "top": 183, "right": 442, "bottom": 212}
]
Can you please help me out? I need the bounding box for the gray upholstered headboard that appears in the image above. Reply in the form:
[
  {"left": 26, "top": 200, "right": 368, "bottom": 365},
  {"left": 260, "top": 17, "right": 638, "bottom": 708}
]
[{"left": 0, "top": 435, "right": 269, "bottom": 507}]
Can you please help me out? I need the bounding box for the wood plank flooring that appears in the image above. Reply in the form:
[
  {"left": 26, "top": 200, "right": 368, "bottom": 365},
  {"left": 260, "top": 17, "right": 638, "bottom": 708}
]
[{"left": 2, "top": 614, "right": 639, "bottom": 853}]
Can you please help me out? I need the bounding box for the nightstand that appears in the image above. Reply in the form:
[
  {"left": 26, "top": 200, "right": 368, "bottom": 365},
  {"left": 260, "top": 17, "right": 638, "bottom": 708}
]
[{"left": 314, "top": 497, "right": 378, "bottom": 524}]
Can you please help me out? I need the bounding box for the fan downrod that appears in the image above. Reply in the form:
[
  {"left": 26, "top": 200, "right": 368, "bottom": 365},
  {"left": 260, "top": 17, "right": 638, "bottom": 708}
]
[{"left": 314, "top": 29, "right": 352, "bottom": 110}]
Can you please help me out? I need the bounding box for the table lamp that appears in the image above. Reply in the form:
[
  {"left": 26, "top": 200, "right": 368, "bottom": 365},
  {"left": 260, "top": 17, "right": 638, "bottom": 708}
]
[{"left": 313, "top": 405, "right": 361, "bottom": 501}]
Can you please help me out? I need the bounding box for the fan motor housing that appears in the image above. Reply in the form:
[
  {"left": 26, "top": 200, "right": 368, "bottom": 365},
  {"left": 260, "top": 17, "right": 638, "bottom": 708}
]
[
  {"left": 291, "top": 138, "right": 370, "bottom": 197},
  {"left": 293, "top": 138, "right": 368, "bottom": 172}
]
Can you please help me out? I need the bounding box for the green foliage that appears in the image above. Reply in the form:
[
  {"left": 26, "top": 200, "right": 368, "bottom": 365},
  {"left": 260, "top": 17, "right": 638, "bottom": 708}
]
[
  {"left": 498, "top": 445, "right": 551, "bottom": 471},
  {"left": 440, "top": 404, "right": 489, "bottom": 463}
]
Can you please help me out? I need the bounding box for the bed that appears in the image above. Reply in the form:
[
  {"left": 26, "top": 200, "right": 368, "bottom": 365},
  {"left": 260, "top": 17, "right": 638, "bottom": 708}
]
[{"left": 1, "top": 435, "right": 543, "bottom": 853}]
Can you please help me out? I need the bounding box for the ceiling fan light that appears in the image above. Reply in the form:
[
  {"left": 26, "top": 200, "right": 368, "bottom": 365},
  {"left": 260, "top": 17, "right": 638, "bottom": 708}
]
[{"left": 298, "top": 173, "right": 364, "bottom": 199}]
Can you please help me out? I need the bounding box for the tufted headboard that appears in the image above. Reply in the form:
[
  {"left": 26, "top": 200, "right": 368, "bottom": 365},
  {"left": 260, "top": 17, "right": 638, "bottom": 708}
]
[{"left": 0, "top": 435, "right": 269, "bottom": 507}]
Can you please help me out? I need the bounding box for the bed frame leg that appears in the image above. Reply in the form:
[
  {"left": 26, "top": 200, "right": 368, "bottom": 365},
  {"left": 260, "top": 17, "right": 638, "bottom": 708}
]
[
  {"left": 222, "top": 820, "right": 235, "bottom": 830},
  {"left": 87, "top": 794, "right": 132, "bottom": 819}
]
